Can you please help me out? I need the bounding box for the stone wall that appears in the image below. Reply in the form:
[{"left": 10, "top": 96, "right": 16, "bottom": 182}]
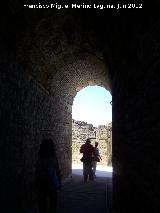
[
  {"left": 0, "top": 63, "right": 72, "bottom": 213},
  {"left": 72, "top": 120, "right": 112, "bottom": 165},
  {"left": 0, "top": 13, "right": 111, "bottom": 212},
  {"left": 110, "top": 16, "right": 160, "bottom": 213},
  {"left": 0, "top": 35, "right": 111, "bottom": 213}
]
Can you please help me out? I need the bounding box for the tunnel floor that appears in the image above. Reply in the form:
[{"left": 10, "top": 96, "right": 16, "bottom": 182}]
[{"left": 57, "top": 165, "right": 113, "bottom": 213}]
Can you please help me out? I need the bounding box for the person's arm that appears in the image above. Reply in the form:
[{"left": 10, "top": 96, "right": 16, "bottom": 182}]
[
  {"left": 92, "top": 146, "right": 96, "bottom": 157},
  {"left": 97, "top": 148, "right": 102, "bottom": 160},
  {"left": 97, "top": 148, "right": 100, "bottom": 156},
  {"left": 80, "top": 144, "right": 84, "bottom": 153}
]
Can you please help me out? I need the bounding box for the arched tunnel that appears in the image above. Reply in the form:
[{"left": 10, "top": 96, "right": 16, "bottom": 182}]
[{"left": 1, "top": 2, "right": 160, "bottom": 213}]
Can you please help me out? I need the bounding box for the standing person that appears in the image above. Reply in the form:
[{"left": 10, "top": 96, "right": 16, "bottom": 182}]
[
  {"left": 92, "top": 142, "right": 101, "bottom": 178},
  {"left": 35, "top": 139, "right": 61, "bottom": 213},
  {"left": 80, "top": 138, "right": 95, "bottom": 182}
]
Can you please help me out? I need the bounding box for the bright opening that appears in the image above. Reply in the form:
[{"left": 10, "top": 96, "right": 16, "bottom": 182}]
[
  {"left": 72, "top": 86, "right": 112, "bottom": 127},
  {"left": 72, "top": 86, "right": 112, "bottom": 177}
]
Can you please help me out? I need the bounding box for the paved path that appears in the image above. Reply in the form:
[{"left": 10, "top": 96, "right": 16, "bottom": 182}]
[{"left": 57, "top": 165, "right": 113, "bottom": 213}]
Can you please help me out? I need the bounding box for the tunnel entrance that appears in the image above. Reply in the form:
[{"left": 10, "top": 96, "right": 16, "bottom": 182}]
[
  {"left": 1, "top": 5, "right": 159, "bottom": 212},
  {"left": 71, "top": 85, "right": 112, "bottom": 177}
]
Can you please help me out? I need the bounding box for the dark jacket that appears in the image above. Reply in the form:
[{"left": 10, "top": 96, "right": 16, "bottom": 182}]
[
  {"left": 35, "top": 156, "right": 61, "bottom": 193},
  {"left": 80, "top": 143, "right": 95, "bottom": 160}
]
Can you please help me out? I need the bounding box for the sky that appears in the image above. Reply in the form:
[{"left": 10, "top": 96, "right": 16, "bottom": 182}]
[{"left": 72, "top": 86, "right": 112, "bottom": 127}]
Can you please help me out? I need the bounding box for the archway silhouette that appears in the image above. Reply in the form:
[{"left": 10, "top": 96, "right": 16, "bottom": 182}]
[{"left": 72, "top": 85, "right": 112, "bottom": 177}]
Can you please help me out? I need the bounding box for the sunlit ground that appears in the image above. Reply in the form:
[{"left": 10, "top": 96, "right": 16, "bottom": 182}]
[{"left": 72, "top": 163, "right": 113, "bottom": 178}]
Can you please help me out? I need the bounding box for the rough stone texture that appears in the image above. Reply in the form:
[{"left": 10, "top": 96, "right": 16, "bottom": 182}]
[
  {"left": 72, "top": 120, "right": 112, "bottom": 165},
  {"left": 110, "top": 17, "right": 160, "bottom": 213},
  {"left": 18, "top": 14, "right": 111, "bottom": 94},
  {"left": 0, "top": 8, "right": 111, "bottom": 213},
  {"left": 0, "top": 63, "right": 72, "bottom": 212},
  {"left": 96, "top": 123, "right": 112, "bottom": 166}
]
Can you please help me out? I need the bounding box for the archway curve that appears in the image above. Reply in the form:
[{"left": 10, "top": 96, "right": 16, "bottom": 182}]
[
  {"left": 17, "top": 14, "right": 112, "bottom": 180},
  {"left": 18, "top": 14, "right": 112, "bottom": 96},
  {"left": 47, "top": 53, "right": 112, "bottom": 178},
  {"left": 50, "top": 54, "right": 111, "bottom": 105},
  {"left": 72, "top": 85, "right": 112, "bottom": 174}
]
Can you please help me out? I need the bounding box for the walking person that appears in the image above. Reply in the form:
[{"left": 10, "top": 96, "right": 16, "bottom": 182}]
[
  {"left": 35, "top": 139, "right": 61, "bottom": 213},
  {"left": 92, "top": 142, "right": 101, "bottom": 178},
  {"left": 80, "top": 138, "right": 95, "bottom": 182}
]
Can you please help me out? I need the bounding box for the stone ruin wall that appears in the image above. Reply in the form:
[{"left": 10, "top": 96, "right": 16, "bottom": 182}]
[{"left": 72, "top": 119, "right": 112, "bottom": 166}]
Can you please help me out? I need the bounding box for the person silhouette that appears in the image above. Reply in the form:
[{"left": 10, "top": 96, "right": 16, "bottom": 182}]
[
  {"left": 92, "top": 142, "right": 101, "bottom": 178},
  {"left": 80, "top": 138, "right": 95, "bottom": 182},
  {"left": 35, "top": 139, "right": 61, "bottom": 213}
]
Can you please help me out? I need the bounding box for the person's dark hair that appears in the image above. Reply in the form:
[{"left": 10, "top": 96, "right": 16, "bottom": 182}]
[
  {"left": 86, "top": 138, "right": 91, "bottom": 143},
  {"left": 39, "top": 139, "right": 56, "bottom": 159}
]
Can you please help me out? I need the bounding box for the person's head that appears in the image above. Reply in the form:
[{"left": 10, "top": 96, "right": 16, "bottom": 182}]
[
  {"left": 86, "top": 138, "right": 91, "bottom": 144},
  {"left": 39, "top": 138, "right": 56, "bottom": 159},
  {"left": 95, "top": 142, "right": 98, "bottom": 147}
]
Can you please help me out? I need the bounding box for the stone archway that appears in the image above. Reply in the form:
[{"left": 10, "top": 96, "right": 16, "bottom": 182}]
[
  {"left": 12, "top": 16, "right": 112, "bottom": 211},
  {"left": 19, "top": 15, "right": 112, "bottom": 178},
  {"left": 1, "top": 5, "right": 160, "bottom": 213},
  {"left": 41, "top": 54, "right": 111, "bottom": 178},
  {"left": 17, "top": 36, "right": 111, "bottom": 210}
]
